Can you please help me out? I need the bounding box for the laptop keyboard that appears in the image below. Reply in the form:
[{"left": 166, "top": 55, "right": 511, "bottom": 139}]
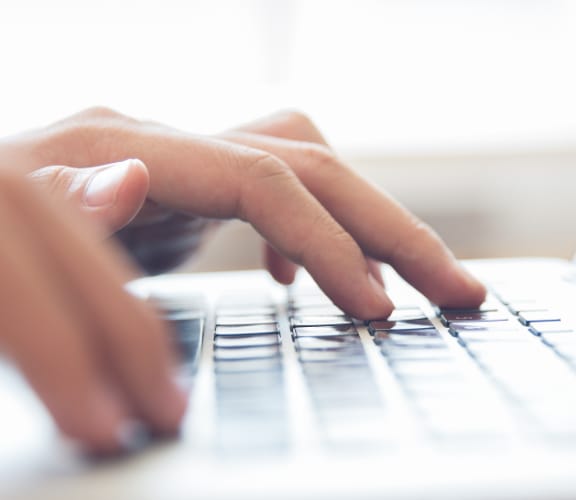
[{"left": 166, "top": 275, "right": 576, "bottom": 453}]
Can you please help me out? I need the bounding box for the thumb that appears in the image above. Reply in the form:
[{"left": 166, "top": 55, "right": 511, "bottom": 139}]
[{"left": 27, "top": 159, "right": 149, "bottom": 235}]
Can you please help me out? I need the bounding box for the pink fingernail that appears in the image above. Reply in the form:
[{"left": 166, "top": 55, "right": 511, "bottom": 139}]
[{"left": 83, "top": 160, "right": 133, "bottom": 208}]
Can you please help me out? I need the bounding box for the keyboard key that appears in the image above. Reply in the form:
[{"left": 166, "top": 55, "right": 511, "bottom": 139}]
[
  {"left": 289, "top": 305, "right": 344, "bottom": 315},
  {"left": 368, "top": 319, "right": 435, "bottom": 333},
  {"left": 384, "top": 308, "right": 427, "bottom": 322},
  {"left": 403, "top": 378, "right": 470, "bottom": 398},
  {"left": 292, "top": 325, "right": 358, "bottom": 338},
  {"left": 216, "top": 315, "right": 277, "bottom": 326},
  {"left": 216, "top": 306, "right": 276, "bottom": 316},
  {"left": 295, "top": 336, "right": 360, "bottom": 350},
  {"left": 438, "top": 301, "right": 499, "bottom": 314},
  {"left": 374, "top": 332, "right": 445, "bottom": 347},
  {"left": 465, "top": 342, "right": 543, "bottom": 359},
  {"left": 552, "top": 344, "right": 576, "bottom": 360},
  {"left": 381, "top": 346, "right": 452, "bottom": 361},
  {"left": 530, "top": 321, "right": 574, "bottom": 335},
  {"left": 457, "top": 330, "right": 529, "bottom": 343},
  {"left": 215, "top": 324, "right": 279, "bottom": 336},
  {"left": 214, "top": 358, "right": 282, "bottom": 373},
  {"left": 540, "top": 331, "right": 576, "bottom": 345},
  {"left": 291, "top": 315, "right": 352, "bottom": 327},
  {"left": 214, "top": 333, "right": 280, "bottom": 348},
  {"left": 518, "top": 311, "right": 562, "bottom": 325},
  {"left": 440, "top": 311, "right": 508, "bottom": 325},
  {"left": 449, "top": 322, "right": 518, "bottom": 337},
  {"left": 506, "top": 301, "right": 548, "bottom": 314},
  {"left": 213, "top": 345, "right": 280, "bottom": 361},
  {"left": 298, "top": 349, "right": 365, "bottom": 363},
  {"left": 391, "top": 359, "right": 462, "bottom": 379},
  {"left": 216, "top": 371, "right": 283, "bottom": 391}
]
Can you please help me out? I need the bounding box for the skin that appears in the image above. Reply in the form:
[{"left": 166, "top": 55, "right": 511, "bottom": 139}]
[{"left": 0, "top": 108, "right": 486, "bottom": 453}]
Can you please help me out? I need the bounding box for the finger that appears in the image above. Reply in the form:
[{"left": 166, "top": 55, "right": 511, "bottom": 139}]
[
  {"left": 27, "top": 159, "right": 149, "bottom": 234},
  {"left": 2, "top": 173, "right": 186, "bottom": 444},
  {"left": 0, "top": 177, "right": 129, "bottom": 452},
  {"left": 264, "top": 242, "right": 298, "bottom": 285},
  {"left": 219, "top": 132, "right": 486, "bottom": 308},
  {"left": 367, "top": 258, "right": 385, "bottom": 287}
]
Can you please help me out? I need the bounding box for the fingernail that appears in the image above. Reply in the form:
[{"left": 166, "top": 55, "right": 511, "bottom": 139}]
[
  {"left": 459, "top": 265, "right": 487, "bottom": 298},
  {"left": 116, "top": 419, "right": 150, "bottom": 453},
  {"left": 368, "top": 273, "right": 395, "bottom": 317},
  {"left": 83, "top": 160, "right": 133, "bottom": 208}
]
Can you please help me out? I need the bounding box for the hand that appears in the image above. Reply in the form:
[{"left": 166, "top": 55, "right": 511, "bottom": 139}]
[
  {"left": 0, "top": 170, "right": 186, "bottom": 454},
  {"left": 2, "top": 107, "right": 486, "bottom": 318}
]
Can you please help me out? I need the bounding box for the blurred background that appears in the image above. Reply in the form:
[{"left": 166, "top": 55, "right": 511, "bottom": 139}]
[{"left": 1, "top": 0, "right": 575, "bottom": 269}]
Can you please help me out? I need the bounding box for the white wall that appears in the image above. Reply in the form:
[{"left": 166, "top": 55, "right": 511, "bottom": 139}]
[{"left": 0, "top": 0, "right": 574, "bottom": 268}]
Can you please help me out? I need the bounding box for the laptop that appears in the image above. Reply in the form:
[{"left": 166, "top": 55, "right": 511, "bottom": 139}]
[{"left": 2, "top": 256, "right": 576, "bottom": 499}]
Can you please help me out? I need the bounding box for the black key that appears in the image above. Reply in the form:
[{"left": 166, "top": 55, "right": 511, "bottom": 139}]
[{"left": 373, "top": 329, "right": 440, "bottom": 344}]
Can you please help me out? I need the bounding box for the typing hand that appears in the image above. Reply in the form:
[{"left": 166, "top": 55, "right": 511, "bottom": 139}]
[
  {"left": 0, "top": 171, "right": 186, "bottom": 454},
  {"left": 5, "top": 107, "right": 485, "bottom": 318}
]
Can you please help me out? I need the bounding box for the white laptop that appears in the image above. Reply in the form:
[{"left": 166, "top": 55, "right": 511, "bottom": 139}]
[{"left": 2, "top": 257, "right": 576, "bottom": 499}]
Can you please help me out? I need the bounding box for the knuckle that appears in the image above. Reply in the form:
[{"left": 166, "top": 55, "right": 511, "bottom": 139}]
[
  {"left": 390, "top": 217, "right": 437, "bottom": 263},
  {"left": 29, "top": 165, "right": 74, "bottom": 195},
  {"left": 281, "top": 109, "right": 315, "bottom": 129},
  {"left": 237, "top": 154, "right": 294, "bottom": 219},
  {"left": 302, "top": 144, "right": 339, "bottom": 171},
  {"left": 295, "top": 211, "right": 348, "bottom": 264},
  {"left": 245, "top": 153, "right": 291, "bottom": 181},
  {"left": 77, "top": 106, "right": 125, "bottom": 122},
  {"left": 44, "top": 113, "right": 130, "bottom": 166}
]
